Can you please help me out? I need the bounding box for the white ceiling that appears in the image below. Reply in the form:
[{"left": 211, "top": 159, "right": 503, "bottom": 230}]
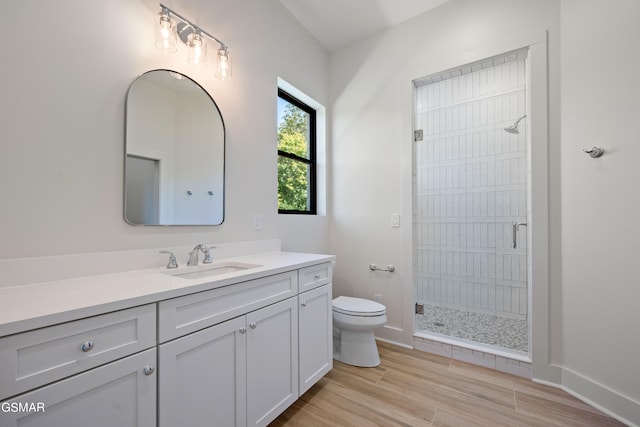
[{"left": 278, "top": 0, "right": 450, "bottom": 51}]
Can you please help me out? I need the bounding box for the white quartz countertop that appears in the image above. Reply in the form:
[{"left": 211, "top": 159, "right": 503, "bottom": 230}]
[{"left": 0, "top": 251, "right": 335, "bottom": 337}]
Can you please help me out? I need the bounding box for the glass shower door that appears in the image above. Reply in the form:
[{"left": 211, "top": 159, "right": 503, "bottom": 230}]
[{"left": 413, "top": 50, "right": 529, "bottom": 353}]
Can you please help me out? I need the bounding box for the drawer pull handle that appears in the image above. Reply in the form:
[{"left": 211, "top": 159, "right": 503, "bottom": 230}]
[
  {"left": 81, "top": 341, "right": 94, "bottom": 352},
  {"left": 249, "top": 322, "right": 257, "bottom": 329},
  {"left": 301, "top": 301, "right": 307, "bottom": 307},
  {"left": 143, "top": 365, "right": 155, "bottom": 376},
  {"left": 313, "top": 274, "right": 321, "bottom": 280},
  {"left": 239, "top": 327, "right": 246, "bottom": 334}
]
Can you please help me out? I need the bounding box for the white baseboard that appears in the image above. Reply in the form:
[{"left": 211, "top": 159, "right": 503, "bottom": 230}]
[
  {"left": 533, "top": 368, "right": 638, "bottom": 427},
  {"left": 559, "top": 367, "right": 638, "bottom": 427},
  {"left": 375, "top": 336, "right": 413, "bottom": 350}
]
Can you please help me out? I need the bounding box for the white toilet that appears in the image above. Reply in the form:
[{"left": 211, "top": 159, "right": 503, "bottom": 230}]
[{"left": 332, "top": 296, "right": 387, "bottom": 367}]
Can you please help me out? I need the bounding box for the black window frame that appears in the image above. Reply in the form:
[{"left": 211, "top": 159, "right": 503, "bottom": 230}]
[{"left": 277, "top": 88, "right": 317, "bottom": 215}]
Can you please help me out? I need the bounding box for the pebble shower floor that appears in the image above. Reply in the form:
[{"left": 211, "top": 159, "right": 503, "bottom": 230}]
[{"left": 416, "top": 304, "right": 528, "bottom": 353}]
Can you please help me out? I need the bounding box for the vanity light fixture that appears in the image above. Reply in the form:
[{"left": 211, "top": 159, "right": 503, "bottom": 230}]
[
  {"left": 155, "top": 3, "right": 231, "bottom": 80},
  {"left": 155, "top": 7, "right": 177, "bottom": 53},
  {"left": 187, "top": 30, "right": 206, "bottom": 67},
  {"left": 216, "top": 46, "right": 231, "bottom": 81}
]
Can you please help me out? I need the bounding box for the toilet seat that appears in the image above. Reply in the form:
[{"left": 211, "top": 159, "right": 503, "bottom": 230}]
[
  {"left": 332, "top": 296, "right": 387, "bottom": 367},
  {"left": 333, "top": 296, "right": 386, "bottom": 317}
]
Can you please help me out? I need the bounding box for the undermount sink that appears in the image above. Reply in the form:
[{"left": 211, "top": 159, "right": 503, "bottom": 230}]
[{"left": 162, "top": 262, "right": 262, "bottom": 280}]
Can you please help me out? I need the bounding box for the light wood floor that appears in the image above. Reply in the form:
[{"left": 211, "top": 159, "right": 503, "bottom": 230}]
[{"left": 271, "top": 341, "right": 625, "bottom": 426}]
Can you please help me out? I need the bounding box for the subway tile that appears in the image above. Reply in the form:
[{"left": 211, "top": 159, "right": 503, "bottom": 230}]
[
  {"left": 496, "top": 359, "right": 531, "bottom": 378},
  {"left": 452, "top": 347, "right": 496, "bottom": 369},
  {"left": 483, "top": 353, "right": 496, "bottom": 361},
  {"left": 415, "top": 339, "right": 453, "bottom": 358}
]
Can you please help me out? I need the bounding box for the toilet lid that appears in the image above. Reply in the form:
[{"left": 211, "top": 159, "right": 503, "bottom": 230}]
[{"left": 332, "top": 296, "right": 386, "bottom": 316}]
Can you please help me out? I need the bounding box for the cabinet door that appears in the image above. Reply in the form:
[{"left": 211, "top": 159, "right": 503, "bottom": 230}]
[
  {"left": 298, "top": 283, "right": 333, "bottom": 395},
  {"left": 246, "top": 297, "right": 298, "bottom": 427},
  {"left": 0, "top": 348, "right": 156, "bottom": 427},
  {"left": 158, "top": 316, "right": 246, "bottom": 427}
]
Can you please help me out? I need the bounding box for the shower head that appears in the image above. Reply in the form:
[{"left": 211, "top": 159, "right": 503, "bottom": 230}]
[
  {"left": 504, "top": 114, "right": 527, "bottom": 134},
  {"left": 504, "top": 126, "right": 520, "bottom": 134}
]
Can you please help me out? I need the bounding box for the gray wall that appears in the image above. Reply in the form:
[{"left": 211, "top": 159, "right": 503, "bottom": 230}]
[
  {"left": 328, "top": 0, "right": 638, "bottom": 423},
  {"left": 0, "top": 0, "right": 330, "bottom": 259}
]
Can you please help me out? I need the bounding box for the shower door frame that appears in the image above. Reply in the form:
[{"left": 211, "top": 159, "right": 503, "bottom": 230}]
[
  {"left": 412, "top": 50, "right": 532, "bottom": 356},
  {"left": 399, "top": 32, "right": 551, "bottom": 377}
]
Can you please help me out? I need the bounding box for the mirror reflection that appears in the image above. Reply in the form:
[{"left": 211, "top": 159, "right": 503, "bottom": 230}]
[{"left": 125, "top": 70, "right": 224, "bottom": 225}]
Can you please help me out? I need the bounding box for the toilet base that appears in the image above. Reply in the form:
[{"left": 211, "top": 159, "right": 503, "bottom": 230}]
[{"left": 333, "top": 327, "right": 381, "bottom": 367}]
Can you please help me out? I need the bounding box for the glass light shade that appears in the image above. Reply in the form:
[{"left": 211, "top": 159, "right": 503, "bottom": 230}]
[
  {"left": 155, "top": 11, "right": 177, "bottom": 53},
  {"left": 187, "top": 32, "right": 207, "bottom": 67},
  {"left": 216, "top": 48, "right": 232, "bottom": 81}
]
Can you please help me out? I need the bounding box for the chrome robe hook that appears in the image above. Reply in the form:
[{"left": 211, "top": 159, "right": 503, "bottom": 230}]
[{"left": 583, "top": 147, "right": 604, "bottom": 158}]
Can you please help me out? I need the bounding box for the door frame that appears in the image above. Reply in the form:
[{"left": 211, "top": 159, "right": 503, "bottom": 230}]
[
  {"left": 398, "top": 30, "right": 556, "bottom": 382},
  {"left": 125, "top": 146, "right": 174, "bottom": 224}
]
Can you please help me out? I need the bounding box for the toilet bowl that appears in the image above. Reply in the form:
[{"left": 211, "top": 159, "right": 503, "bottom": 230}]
[{"left": 332, "top": 296, "right": 387, "bottom": 367}]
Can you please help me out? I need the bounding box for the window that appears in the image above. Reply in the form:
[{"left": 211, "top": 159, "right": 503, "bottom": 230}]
[{"left": 277, "top": 88, "right": 316, "bottom": 214}]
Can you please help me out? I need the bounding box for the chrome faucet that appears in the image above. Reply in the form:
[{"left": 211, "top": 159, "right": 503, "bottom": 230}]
[
  {"left": 159, "top": 250, "right": 178, "bottom": 269},
  {"left": 187, "top": 244, "right": 213, "bottom": 266}
]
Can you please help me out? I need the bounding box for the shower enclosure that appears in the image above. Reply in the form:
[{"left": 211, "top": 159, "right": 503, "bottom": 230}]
[{"left": 413, "top": 49, "right": 530, "bottom": 354}]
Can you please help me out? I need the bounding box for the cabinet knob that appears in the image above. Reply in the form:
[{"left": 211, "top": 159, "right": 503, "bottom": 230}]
[
  {"left": 249, "top": 322, "right": 257, "bottom": 329},
  {"left": 239, "top": 327, "right": 246, "bottom": 334},
  {"left": 313, "top": 274, "right": 321, "bottom": 280},
  {"left": 301, "top": 301, "right": 307, "bottom": 307},
  {"left": 143, "top": 365, "right": 155, "bottom": 376},
  {"left": 81, "top": 340, "right": 94, "bottom": 352}
]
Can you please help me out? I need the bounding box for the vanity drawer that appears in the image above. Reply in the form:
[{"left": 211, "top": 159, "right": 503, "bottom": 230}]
[
  {"left": 0, "top": 304, "right": 156, "bottom": 401},
  {"left": 298, "top": 262, "right": 333, "bottom": 292},
  {"left": 158, "top": 270, "right": 298, "bottom": 342}
]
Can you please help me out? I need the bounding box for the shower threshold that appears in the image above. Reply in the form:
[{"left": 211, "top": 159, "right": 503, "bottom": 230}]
[{"left": 415, "top": 304, "right": 528, "bottom": 354}]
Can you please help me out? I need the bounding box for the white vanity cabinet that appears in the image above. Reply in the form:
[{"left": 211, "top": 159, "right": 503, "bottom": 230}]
[
  {"left": 0, "top": 349, "right": 157, "bottom": 427},
  {"left": 158, "top": 316, "right": 247, "bottom": 427},
  {"left": 246, "top": 297, "right": 298, "bottom": 426},
  {"left": 297, "top": 263, "right": 333, "bottom": 395},
  {"left": 158, "top": 263, "right": 332, "bottom": 427},
  {"left": 0, "top": 253, "right": 334, "bottom": 427},
  {"left": 0, "top": 305, "right": 157, "bottom": 427},
  {"left": 158, "top": 298, "right": 299, "bottom": 427},
  {"left": 298, "top": 283, "right": 333, "bottom": 395},
  {"left": 158, "top": 273, "right": 300, "bottom": 427}
]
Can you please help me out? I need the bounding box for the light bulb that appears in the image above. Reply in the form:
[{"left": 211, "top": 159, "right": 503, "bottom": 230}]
[
  {"left": 187, "top": 32, "right": 207, "bottom": 67},
  {"left": 216, "top": 48, "right": 231, "bottom": 80},
  {"left": 155, "top": 10, "right": 177, "bottom": 53}
]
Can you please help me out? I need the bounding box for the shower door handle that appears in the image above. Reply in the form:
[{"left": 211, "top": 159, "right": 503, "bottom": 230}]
[{"left": 512, "top": 221, "right": 528, "bottom": 249}]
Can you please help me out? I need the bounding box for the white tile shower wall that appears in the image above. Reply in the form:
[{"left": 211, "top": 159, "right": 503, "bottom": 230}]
[{"left": 414, "top": 57, "right": 528, "bottom": 319}]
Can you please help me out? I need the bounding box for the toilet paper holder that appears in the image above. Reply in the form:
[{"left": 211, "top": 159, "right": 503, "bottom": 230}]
[{"left": 369, "top": 263, "right": 395, "bottom": 273}]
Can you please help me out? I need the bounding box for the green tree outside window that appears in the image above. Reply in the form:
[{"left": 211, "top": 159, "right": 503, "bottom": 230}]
[{"left": 277, "top": 91, "right": 315, "bottom": 213}]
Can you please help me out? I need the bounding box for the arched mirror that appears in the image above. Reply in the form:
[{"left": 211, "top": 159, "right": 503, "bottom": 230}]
[{"left": 124, "top": 70, "right": 224, "bottom": 225}]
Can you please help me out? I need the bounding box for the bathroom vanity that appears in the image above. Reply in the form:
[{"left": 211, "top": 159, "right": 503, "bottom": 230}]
[{"left": 0, "top": 251, "right": 334, "bottom": 427}]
